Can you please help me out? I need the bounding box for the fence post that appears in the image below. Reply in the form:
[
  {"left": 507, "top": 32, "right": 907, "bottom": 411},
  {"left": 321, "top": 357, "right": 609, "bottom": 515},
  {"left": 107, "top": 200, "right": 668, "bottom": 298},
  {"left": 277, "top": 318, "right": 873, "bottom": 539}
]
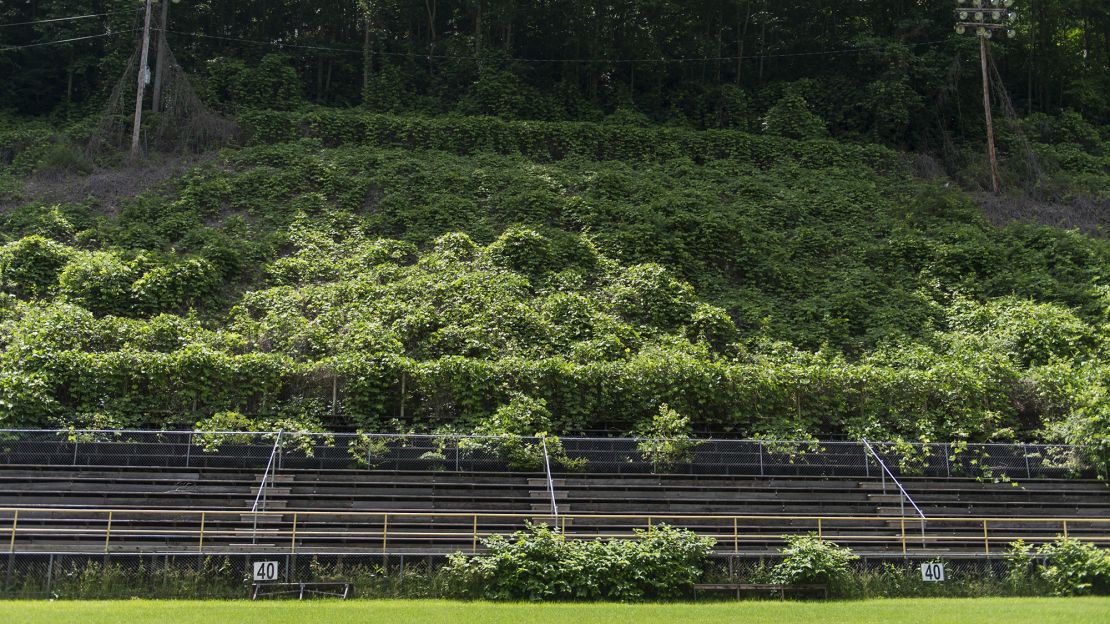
[
  {"left": 817, "top": 518, "right": 823, "bottom": 540},
  {"left": 1023, "top": 444, "right": 1032, "bottom": 480},
  {"left": 198, "top": 512, "right": 205, "bottom": 553},
  {"left": 900, "top": 517, "right": 906, "bottom": 555},
  {"left": 185, "top": 433, "right": 193, "bottom": 468},
  {"left": 863, "top": 443, "right": 870, "bottom": 478},
  {"left": 1062, "top": 520, "right": 1068, "bottom": 540},
  {"left": 472, "top": 515, "right": 478, "bottom": 552},
  {"left": 733, "top": 517, "right": 739, "bottom": 553},
  {"left": 983, "top": 520, "right": 989, "bottom": 556},
  {"left": 382, "top": 514, "right": 389, "bottom": 553},
  {"left": 943, "top": 443, "right": 951, "bottom": 478},
  {"left": 45, "top": 553, "right": 53, "bottom": 597},
  {"left": 73, "top": 440, "right": 79, "bottom": 466},
  {"left": 758, "top": 442, "right": 764, "bottom": 477}
]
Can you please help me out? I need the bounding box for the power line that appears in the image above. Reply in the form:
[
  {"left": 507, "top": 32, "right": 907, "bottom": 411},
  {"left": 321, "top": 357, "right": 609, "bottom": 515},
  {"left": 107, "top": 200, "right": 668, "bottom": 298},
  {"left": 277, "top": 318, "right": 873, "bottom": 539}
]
[
  {"left": 0, "top": 30, "right": 134, "bottom": 52},
  {"left": 0, "top": 9, "right": 140, "bottom": 29},
  {"left": 164, "top": 28, "right": 951, "bottom": 64}
]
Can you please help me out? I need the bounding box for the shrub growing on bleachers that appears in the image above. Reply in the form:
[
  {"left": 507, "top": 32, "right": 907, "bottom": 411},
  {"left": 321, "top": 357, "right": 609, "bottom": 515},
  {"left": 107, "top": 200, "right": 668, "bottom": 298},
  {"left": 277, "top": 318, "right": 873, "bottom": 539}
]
[{"left": 443, "top": 523, "right": 715, "bottom": 601}]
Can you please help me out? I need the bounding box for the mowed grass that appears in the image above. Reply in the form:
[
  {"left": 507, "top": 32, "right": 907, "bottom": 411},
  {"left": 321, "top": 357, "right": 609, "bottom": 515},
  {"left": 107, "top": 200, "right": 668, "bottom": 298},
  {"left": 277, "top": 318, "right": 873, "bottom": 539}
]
[{"left": 0, "top": 598, "right": 1108, "bottom": 624}]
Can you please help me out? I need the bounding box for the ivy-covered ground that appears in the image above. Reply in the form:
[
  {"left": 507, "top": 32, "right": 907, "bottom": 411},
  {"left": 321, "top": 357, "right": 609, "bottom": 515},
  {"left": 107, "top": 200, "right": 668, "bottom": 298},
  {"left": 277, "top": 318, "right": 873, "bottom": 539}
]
[
  {"left": 1, "top": 111, "right": 1109, "bottom": 461},
  {"left": 2, "top": 598, "right": 1108, "bottom": 624}
]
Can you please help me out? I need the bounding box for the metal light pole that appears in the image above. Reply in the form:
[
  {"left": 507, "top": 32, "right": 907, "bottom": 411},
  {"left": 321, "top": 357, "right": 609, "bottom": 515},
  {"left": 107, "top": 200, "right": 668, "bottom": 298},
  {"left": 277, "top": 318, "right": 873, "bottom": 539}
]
[{"left": 954, "top": 0, "right": 1017, "bottom": 194}]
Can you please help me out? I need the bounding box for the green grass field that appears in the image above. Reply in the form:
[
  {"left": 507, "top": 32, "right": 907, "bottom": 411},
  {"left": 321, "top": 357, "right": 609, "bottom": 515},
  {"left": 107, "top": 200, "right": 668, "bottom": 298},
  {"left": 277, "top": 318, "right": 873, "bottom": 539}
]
[{"left": 0, "top": 598, "right": 1107, "bottom": 624}]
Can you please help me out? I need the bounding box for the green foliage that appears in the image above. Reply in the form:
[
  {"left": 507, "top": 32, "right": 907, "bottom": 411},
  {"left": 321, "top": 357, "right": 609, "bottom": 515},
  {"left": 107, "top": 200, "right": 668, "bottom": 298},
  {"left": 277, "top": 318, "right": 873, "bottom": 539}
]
[
  {"left": 466, "top": 395, "right": 581, "bottom": 470},
  {"left": 443, "top": 523, "right": 715, "bottom": 601},
  {"left": 57, "top": 251, "right": 138, "bottom": 316},
  {"left": 0, "top": 111, "right": 1108, "bottom": 451},
  {"left": 772, "top": 534, "right": 859, "bottom": 594},
  {"left": 634, "top": 404, "right": 700, "bottom": 472},
  {"left": 762, "top": 89, "right": 828, "bottom": 140},
  {"left": 1036, "top": 538, "right": 1110, "bottom": 596},
  {"left": 203, "top": 54, "right": 304, "bottom": 113},
  {"left": 0, "top": 235, "right": 70, "bottom": 299}
]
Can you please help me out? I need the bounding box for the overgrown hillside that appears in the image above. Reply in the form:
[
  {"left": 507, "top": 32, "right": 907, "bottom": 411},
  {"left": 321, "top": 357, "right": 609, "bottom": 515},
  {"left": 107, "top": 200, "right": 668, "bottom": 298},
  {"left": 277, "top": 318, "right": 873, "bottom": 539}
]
[{"left": 0, "top": 108, "right": 1108, "bottom": 470}]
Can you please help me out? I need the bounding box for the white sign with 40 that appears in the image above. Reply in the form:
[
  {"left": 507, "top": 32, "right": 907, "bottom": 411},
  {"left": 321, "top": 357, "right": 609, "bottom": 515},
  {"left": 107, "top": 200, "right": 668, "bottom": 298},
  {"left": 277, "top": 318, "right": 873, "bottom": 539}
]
[{"left": 921, "top": 562, "right": 946, "bottom": 582}]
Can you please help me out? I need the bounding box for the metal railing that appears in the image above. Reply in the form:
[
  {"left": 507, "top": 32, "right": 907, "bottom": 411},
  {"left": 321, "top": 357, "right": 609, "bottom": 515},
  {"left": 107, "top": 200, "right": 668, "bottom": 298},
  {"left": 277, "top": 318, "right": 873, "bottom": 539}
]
[
  {"left": 251, "top": 431, "right": 283, "bottom": 544},
  {"left": 863, "top": 439, "right": 926, "bottom": 520},
  {"left": 0, "top": 507, "right": 1105, "bottom": 558},
  {"left": 541, "top": 437, "right": 559, "bottom": 519},
  {"left": 0, "top": 430, "right": 1094, "bottom": 480},
  {"left": 864, "top": 438, "right": 927, "bottom": 549}
]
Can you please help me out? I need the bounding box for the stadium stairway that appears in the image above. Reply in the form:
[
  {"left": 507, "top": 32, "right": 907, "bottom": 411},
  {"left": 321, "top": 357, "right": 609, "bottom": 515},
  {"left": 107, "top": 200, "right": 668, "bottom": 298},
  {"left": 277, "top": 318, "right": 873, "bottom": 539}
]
[{"left": 0, "top": 462, "right": 1106, "bottom": 557}]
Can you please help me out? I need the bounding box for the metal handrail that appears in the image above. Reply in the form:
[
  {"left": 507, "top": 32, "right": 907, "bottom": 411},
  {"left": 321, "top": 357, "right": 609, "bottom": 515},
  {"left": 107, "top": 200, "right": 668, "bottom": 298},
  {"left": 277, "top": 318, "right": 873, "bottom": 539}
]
[
  {"left": 250, "top": 431, "right": 282, "bottom": 544},
  {"left": 251, "top": 431, "right": 283, "bottom": 514},
  {"left": 863, "top": 438, "right": 926, "bottom": 519},
  {"left": 541, "top": 437, "right": 559, "bottom": 520},
  {"left": 4, "top": 506, "right": 1107, "bottom": 558}
]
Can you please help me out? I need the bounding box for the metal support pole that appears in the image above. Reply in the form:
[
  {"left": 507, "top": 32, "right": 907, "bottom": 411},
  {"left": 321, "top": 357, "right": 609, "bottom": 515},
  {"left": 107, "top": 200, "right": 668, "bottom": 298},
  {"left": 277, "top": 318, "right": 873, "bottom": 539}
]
[
  {"left": 45, "top": 553, "right": 53, "bottom": 597},
  {"left": 185, "top": 433, "right": 193, "bottom": 468},
  {"left": 290, "top": 513, "right": 298, "bottom": 554},
  {"left": 733, "top": 517, "right": 739, "bottom": 553},
  {"left": 900, "top": 517, "right": 906, "bottom": 555},
  {"left": 1023, "top": 444, "right": 1032, "bottom": 480},
  {"left": 104, "top": 511, "right": 113, "bottom": 553},
  {"left": 983, "top": 520, "right": 990, "bottom": 556},
  {"left": 472, "top": 515, "right": 478, "bottom": 552},
  {"left": 8, "top": 510, "right": 17, "bottom": 555},
  {"left": 382, "top": 514, "right": 389, "bottom": 553},
  {"left": 198, "top": 512, "right": 205, "bottom": 553},
  {"left": 758, "top": 441, "right": 764, "bottom": 477}
]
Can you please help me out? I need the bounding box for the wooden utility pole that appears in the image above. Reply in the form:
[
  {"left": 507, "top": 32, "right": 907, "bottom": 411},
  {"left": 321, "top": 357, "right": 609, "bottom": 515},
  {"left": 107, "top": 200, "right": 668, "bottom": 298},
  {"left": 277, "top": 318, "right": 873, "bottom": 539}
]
[
  {"left": 152, "top": 0, "right": 170, "bottom": 113},
  {"left": 979, "top": 36, "right": 1001, "bottom": 194},
  {"left": 130, "top": 0, "right": 154, "bottom": 161},
  {"left": 955, "top": 0, "right": 1016, "bottom": 195}
]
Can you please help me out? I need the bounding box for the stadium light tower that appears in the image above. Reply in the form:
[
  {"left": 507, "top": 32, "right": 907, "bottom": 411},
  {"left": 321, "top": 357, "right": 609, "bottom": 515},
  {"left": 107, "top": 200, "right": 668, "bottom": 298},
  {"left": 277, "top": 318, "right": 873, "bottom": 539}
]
[{"left": 954, "top": 0, "right": 1016, "bottom": 194}]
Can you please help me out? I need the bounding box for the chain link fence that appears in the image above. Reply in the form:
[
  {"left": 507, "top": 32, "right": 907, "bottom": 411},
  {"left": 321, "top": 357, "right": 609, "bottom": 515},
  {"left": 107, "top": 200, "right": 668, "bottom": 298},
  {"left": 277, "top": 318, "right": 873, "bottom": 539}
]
[
  {"left": 0, "top": 551, "right": 1041, "bottom": 600},
  {"left": 0, "top": 430, "right": 1094, "bottom": 479}
]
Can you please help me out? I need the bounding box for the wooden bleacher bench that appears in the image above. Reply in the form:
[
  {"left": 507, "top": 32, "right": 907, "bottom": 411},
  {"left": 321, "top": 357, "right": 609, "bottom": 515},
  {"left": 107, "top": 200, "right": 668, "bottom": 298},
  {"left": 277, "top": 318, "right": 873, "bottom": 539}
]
[
  {"left": 251, "top": 581, "right": 352, "bottom": 600},
  {"left": 693, "top": 582, "right": 827, "bottom": 600}
]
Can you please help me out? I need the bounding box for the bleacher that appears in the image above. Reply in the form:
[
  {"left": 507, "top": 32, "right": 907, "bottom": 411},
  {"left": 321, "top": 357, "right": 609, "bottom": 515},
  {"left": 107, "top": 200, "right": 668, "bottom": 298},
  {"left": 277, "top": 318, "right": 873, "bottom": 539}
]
[{"left": 0, "top": 462, "right": 1105, "bottom": 557}]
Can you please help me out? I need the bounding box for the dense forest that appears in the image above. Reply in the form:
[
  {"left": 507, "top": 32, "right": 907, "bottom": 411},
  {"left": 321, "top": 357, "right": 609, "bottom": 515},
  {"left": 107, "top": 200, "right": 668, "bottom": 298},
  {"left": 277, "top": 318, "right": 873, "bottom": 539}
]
[{"left": 0, "top": 2, "right": 1108, "bottom": 467}]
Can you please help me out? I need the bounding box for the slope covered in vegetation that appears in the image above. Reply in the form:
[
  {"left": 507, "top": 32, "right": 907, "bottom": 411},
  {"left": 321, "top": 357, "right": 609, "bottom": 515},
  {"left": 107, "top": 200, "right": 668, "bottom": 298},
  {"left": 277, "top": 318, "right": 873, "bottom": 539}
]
[{"left": 0, "top": 108, "right": 1108, "bottom": 465}]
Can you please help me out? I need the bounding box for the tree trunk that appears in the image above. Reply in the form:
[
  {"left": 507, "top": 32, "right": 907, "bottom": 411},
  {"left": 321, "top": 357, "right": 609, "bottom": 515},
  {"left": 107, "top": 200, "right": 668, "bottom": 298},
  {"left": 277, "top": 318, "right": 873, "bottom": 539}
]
[
  {"left": 737, "top": 0, "right": 751, "bottom": 85},
  {"left": 362, "top": 16, "right": 372, "bottom": 103}
]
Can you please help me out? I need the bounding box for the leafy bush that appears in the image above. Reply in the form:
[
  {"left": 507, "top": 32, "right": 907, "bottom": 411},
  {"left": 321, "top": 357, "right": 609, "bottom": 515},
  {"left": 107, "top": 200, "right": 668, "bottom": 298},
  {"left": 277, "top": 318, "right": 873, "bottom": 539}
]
[
  {"left": 772, "top": 534, "right": 858, "bottom": 594},
  {"left": 634, "top": 403, "right": 700, "bottom": 472},
  {"left": 1036, "top": 537, "right": 1110, "bottom": 596},
  {"left": 762, "top": 89, "right": 828, "bottom": 140},
  {"left": 443, "top": 523, "right": 715, "bottom": 601},
  {"left": 465, "top": 395, "right": 582, "bottom": 470},
  {"left": 35, "top": 140, "right": 93, "bottom": 176},
  {"left": 0, "top": 235, "right": 70, "bottom": 299}
]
